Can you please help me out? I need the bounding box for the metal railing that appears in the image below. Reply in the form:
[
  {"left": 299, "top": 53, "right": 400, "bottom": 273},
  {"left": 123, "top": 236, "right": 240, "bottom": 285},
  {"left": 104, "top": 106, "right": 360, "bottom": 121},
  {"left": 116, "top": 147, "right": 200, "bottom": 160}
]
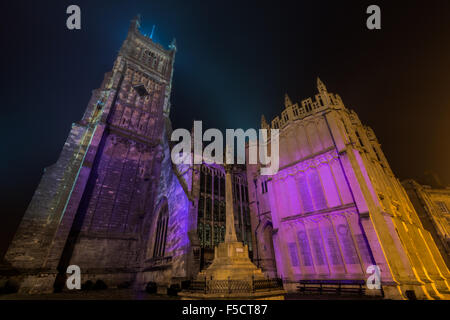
[{"left": 184, "top": 277, "right": 283, "bottom": 294}]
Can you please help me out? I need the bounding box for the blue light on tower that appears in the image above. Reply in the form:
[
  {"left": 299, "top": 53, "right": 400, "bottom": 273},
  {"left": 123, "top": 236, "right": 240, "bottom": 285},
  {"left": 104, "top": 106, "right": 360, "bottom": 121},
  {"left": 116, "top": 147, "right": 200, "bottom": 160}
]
[{"left": 150, "top": 25, "right": 155, "bottom": 39}]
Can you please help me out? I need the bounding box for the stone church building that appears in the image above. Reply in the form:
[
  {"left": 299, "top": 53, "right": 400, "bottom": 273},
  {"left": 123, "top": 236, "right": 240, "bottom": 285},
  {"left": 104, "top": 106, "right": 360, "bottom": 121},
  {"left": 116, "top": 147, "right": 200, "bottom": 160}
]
[
  {"left": 247, "top": 80, "right": 450, "bottom": 299},
  {"left": 403, "top": 179, "right": 450, "bottom": 268},
  {"left": 2, "top": 17, "right": 449, "bottom": 299}
]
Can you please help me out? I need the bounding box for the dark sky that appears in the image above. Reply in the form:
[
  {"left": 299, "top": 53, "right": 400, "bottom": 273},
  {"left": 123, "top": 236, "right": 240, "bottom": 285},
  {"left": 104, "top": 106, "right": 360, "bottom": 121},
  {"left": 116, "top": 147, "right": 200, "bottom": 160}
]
[{"left": 1, "top": 0, "right": 449, "bottom": 256}]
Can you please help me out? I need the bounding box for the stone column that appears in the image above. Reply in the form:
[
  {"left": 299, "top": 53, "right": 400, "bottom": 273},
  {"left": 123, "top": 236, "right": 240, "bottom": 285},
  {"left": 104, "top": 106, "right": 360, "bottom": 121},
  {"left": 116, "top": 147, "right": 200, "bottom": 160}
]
[{"left": 224, "top": 164, "right": 238, "bottom": 243}]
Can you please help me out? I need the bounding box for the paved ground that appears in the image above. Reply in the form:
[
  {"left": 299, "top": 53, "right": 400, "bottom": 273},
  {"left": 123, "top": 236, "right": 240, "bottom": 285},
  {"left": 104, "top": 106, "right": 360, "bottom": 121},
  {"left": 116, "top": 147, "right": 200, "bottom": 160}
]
[
  {"left": 285, "top": 293, "right": 383, "bottom": 300},
  {"left": 0, "top": 289, "right": 179, "bottom": 300},
  {"left": 0, "top": 289, "right": 383, "bottom": 300}
]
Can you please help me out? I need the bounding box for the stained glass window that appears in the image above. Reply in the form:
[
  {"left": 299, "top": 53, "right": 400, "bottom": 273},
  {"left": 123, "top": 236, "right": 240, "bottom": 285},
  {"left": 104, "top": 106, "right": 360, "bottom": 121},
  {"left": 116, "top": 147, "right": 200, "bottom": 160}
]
[
  {"left": 297, "top": 230, "right": 313, "bottom": 266},
  {"left": 309, "top": 227, "right": 326, "bottom": 266},
  {"left": 298, "top": 174, "right": 314, "bottom": 213},
  {"left": 205, "top": 224, "right": 211, "bottom": 247},
  {"left": 214, "top": 225, "right": 220, "bottom": 245},
  {"left": 337, "top": 224, "right": 359, "bottom": 265},
  {"left": 288, "top": 242, "right": 299, "bottom": 267},
  {"left": 153, "top": 205, "right": 169, "bottom": 258},
  {"left": 308, "top": 170, "right": 327, "bottom": 210},
  {"left": 206, "top": 198, "right": 212, "bottom": 220}
]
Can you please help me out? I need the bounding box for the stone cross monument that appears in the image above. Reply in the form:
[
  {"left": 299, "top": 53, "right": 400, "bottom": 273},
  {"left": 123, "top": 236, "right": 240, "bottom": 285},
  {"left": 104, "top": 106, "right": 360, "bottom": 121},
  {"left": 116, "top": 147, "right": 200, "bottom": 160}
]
[
  {"left": 195, "top": 162, "right": 268, "bottom": 281},
  {"left": 224, "top": 164, "right": 238, "bottom": 243},
  {"left": 179, "top": 160, "right": 285, "bottom": 299}
]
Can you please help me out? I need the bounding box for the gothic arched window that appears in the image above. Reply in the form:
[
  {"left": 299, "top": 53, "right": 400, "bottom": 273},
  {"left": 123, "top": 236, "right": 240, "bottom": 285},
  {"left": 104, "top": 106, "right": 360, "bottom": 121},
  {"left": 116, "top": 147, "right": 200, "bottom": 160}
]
[
  {"left": 214, "top": 225, "right": 220, "bottom": 245},
  {"left": 308, "top": 169, "right": 327, "bottom": 211},
  {"left": 219, "top": 201, "right": 225, "bottom": 222},
  {"left": 213, "top": 200, "right": 219, "bottom": 221},
  {"left": 206, "top": 198, "right": 212, "bottom": 220},
  {"left": 220, "top": 226, "right": 225, "bottom": 242},
  {"left": 244, "top": 207, "right": 251, "bottom": 226},
  {"left": 200, "top": 170, "right": 205, "bottom": 192},
  {"left": 214, "top": 174, "right": 219, "bottom": 195},
  {"left": 198, "top": 223, "right": 204, "bottom": 246},
  {"left": 220, "top": 177, "right": 225, "bottom": 198},
  {"left": 206, "top": 171, "right": 212, "bottom": 193},
  {"left": 205, "top": 224, "right": 211, "bottom": 247},
  {"left": 153, "top": 204, "right": 169, "bottom": 258},
  {"left": 198, "top": 196, "right": 204, "bottom": 218}
]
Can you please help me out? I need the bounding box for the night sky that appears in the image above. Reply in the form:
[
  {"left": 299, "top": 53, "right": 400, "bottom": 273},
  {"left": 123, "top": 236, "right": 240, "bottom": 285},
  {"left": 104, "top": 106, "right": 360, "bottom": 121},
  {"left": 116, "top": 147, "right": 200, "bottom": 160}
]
[{"left": 1, "top": 0, "right": 449, "bottom": 256}]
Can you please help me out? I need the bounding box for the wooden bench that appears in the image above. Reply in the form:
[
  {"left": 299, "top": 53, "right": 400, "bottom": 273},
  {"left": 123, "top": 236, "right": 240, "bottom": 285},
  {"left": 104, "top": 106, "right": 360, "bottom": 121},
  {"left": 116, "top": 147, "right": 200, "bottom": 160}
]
[{"left": 297, "top": 279, "right": 366, "bottom": 296}]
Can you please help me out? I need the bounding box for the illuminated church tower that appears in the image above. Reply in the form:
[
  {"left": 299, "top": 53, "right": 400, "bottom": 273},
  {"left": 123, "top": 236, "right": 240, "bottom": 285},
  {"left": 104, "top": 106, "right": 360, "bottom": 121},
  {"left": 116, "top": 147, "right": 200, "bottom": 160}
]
[
  {"left": 3, "top": 15, "right": 449, "bottom": 300},
  {"left": 248, "top": 78, "right": 450, "bottom": 299},
  {"left": 3, "top": 16, "right": 186, "bottom": 293}
]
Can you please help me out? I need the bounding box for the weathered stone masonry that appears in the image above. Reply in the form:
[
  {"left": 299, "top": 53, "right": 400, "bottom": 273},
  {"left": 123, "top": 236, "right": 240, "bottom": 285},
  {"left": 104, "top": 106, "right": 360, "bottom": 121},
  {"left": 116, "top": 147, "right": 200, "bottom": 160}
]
[
  {"left": 3, "top": 16, "right": 183, "bottom": 293},
  {"left": 247, "top": 79, "right": 450, "bottom": 299},
  {"left": 3, "top": 16, "right": 450, "bottom": 300}
]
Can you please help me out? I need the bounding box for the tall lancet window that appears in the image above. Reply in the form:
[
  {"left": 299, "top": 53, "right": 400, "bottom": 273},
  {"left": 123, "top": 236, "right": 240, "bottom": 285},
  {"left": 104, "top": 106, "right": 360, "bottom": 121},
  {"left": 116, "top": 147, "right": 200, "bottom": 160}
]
[{"left": 153, "top": 204, "right": 169, "bottom": 258}]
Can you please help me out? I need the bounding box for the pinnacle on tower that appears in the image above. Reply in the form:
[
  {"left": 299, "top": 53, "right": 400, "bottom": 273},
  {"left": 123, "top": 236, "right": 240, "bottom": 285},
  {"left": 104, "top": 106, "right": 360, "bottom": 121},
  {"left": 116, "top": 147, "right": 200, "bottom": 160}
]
[
  {"left": 317, "top": 77, "right": 328, "bottom": 93},
  {"left": 150, "top": 25, "right": 156, "bottom": 39},
  {"left": 284, "top": 93, "right": 293, "bottom": 108},
  {"left": 169, "top": 38, "right": 177, "bottom": 51},
  {"left": 261, "top": 114, "right": 268, "bottom": 128},
  {"left": 130, "top": 14, "right": 141, "bottom": 31}
]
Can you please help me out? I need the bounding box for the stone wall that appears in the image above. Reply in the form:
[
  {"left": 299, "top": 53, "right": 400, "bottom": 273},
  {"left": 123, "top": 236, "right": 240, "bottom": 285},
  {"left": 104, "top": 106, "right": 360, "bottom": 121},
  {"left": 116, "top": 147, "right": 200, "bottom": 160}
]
[
  {"left": 249, "top": 79, "right": 450, "bottom": 299},
  {"left": 135, "top": 123, "right": 194, "bottom": 290},
  {"left": 1, "top": 17, "right": 179, "bottom": 293},
  {"left": 403, "top": 180, "right": 450, "bottom": 268},
  {"left": 4, "top": 121, "right": 87, "bottom": 268}
]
